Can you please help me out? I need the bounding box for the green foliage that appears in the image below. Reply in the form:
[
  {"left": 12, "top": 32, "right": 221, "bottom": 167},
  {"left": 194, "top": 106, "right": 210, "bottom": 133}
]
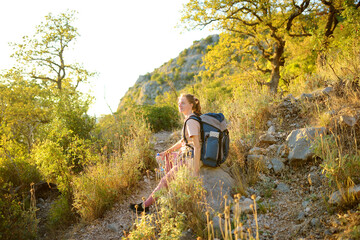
[
  {"left": 32, "top": 139, "right": 73, "bottom": 198},
  {"left": 314, "top": 134, "right": 360, "bottom": 190},
  {"left": 176, "top": 56, "right": 186, "bottom": 67},
  {"left": 138, "top": 105, "right": 180, "bottom": 132},
  {"left": 0, "top": 134, "right": 41, "bottom": 190},
  {"left": 0, "top": 193, "right": 38, "bottom": 240},
  {"left": 47, "top": 195, "right": 74, "bottom": 230},
  {"left": 73, "top": 117, "right": 154, "bottom": 221},
  {"left": 181, "top": 0, "right": 318, "bottom": 92},
  {"left": 151, "top": 72, "right": 165, "bottom": 85}
]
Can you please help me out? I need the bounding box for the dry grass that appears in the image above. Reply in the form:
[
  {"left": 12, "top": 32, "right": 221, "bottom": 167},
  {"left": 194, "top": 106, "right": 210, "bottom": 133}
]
[{"left": 72, "top": 118, "right": 155, "bottom": 221}]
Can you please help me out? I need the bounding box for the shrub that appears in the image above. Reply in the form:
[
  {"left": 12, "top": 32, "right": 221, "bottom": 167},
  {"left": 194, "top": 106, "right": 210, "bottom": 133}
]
[
  {"left": 47, "top": 195, "right": 74, "bottom": 230},
  {"left": 139, "top": 105, "right": 180, "bottom": 132},
  {"left": 0, "top": 136, "right": 41, "bottom": 192},
  {"left": 73, "top": 118, "right": 155, "bottom": 221},
  {"left": 32, "top": 139, "right": 72, "bottom": 198},
  {"left": 0, "top": 192, "right": 38, "bottom": 240}
]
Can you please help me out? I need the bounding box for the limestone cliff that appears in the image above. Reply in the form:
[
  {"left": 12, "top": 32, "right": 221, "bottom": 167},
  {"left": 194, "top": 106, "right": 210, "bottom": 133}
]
[{"left": 117, "top": 34, "right": 219, "bottom": 110}]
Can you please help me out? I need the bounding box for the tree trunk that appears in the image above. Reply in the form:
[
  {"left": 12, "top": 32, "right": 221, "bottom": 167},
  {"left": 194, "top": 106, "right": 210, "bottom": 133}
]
[{"left": 268, "top": 41, "right": 285, "bottom": 93}]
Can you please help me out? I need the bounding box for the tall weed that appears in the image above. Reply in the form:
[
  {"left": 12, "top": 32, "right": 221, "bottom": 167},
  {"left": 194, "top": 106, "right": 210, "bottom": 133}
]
[
  {"left": 127, "top": 166, "right": 207, "bottom": 239},
  {"left": 73, "top": 117, "right": 155, "bottom": 221}
]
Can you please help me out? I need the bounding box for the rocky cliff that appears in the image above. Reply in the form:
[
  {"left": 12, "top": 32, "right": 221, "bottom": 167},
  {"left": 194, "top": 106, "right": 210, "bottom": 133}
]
[{"left": 117, "top": 34, "right": 219, "bottom": 110}]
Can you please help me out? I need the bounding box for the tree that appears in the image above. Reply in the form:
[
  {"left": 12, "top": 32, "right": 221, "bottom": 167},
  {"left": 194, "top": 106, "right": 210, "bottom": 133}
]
[
  {"left": 315, "top": 0, "right": 360, "bottom": 65},
  {"left": 11, "top": 10, "right": 95, "bottom": 91},
  {"left": 181, "top": 0, "right": 314, "bottom": 93},
  {"left": 0, "top": 70, "right": 52, "bottom": 152}
]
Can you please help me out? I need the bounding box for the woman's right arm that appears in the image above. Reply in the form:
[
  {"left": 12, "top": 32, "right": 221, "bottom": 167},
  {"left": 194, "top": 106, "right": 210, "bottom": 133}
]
[{"left": 159, "top": 139, "right": 182, "bottom": 157}]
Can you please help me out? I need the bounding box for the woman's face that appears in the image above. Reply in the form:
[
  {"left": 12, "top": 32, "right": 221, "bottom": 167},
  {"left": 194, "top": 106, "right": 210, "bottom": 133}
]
[{"left": 178, "top": 96, "right": 193, "bottom": 115}]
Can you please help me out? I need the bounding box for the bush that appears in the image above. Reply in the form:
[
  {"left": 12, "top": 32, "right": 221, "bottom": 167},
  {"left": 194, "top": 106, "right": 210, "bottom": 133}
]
[
  {"left": 47, "top": 195, "right": 74, "bottom": 230},
  {"left": 32, "top": 140, "right": 72, "bottom": 198},
  {"left": 139, "top": 105, "right": 180, "bottom": 132},
  {"left": 73, "top": 118, "right": 155, "bottom": 221},
  {"left": 0, "top": 137, "right": 41, "bottom": 192},
  {"left": 0, "top": 192, "right": 38, "bottom": 240}
]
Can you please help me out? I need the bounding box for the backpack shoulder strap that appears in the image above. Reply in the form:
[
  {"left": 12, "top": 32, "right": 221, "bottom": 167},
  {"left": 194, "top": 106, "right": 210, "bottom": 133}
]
[{"left": 182, "top": 115, "right": 202, "bottom": 145}]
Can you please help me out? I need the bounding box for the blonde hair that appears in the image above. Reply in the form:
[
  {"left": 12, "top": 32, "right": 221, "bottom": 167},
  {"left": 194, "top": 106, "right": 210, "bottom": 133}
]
[{"left": 179, "top": 94, "right": 202, "bottom": 116}]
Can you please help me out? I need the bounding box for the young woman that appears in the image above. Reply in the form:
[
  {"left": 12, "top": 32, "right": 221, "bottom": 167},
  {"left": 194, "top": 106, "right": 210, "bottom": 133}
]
[{"left": 130, "top": 94, "right": 202, "bottom": 213}]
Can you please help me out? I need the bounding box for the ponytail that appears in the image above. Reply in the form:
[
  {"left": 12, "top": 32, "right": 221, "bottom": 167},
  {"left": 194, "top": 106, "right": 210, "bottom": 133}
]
[
  {"left": 179, "top": 93, "right": 202, "bottom": 116},
  {"left": 193, "top": 98, "right": 202, "bottom": 116}
]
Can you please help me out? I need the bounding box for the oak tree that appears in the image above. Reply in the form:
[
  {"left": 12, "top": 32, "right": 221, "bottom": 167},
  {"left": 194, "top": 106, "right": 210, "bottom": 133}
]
[{"left": 181, "top": 0, "right": 314, "bottom": 93}]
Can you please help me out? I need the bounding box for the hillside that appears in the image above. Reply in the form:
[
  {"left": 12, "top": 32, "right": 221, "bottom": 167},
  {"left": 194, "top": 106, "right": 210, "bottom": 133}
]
[{"left": 117, "top": 34, "right": 219, "bottom": 109}]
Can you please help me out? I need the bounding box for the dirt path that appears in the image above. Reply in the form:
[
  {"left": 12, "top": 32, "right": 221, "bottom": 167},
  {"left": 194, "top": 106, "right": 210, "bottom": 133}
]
[{"left": 60, "top": 131, "right": 173, "bottom": 240}]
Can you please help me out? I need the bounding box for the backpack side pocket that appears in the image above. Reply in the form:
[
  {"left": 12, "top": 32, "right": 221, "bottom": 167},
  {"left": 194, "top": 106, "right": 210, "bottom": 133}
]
[{"left": 203, "top": 131, "right": 219, "bottom": 167}]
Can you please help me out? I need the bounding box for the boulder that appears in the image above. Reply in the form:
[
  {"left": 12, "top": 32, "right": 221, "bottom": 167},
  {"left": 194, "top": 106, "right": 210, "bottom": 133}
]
[
  {"left": 200, "top": 165, "right": 235, "bottom": 213},
  {"left": 286, "top": 127, "right": 327, "bottom": 165},
  {"left": 259, "top": 133, "right": 277, "bottom": 145},
  {"left": 328, "top": 185, "right": 360, "bottom": 205}
]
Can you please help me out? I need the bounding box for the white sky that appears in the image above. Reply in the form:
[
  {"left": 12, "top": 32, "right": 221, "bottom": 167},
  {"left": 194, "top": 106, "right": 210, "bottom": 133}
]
[{"left": 0, "top": 0, "right": 216, "bottom": 117}]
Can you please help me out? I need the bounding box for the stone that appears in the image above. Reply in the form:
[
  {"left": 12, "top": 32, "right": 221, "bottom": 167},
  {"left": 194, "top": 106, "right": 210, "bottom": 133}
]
[
  {"left": 328, "top": 184, "right": 360, "bottom": 205},
  {"left": 300, "top": 93, "right": 314, "bottom": 101},
  {"left": 248, "top": 147, "right": 268, "bottom": 155},
  {"left": 322, "top": 86, "right": 333, "bottom": 95},
  {"left": 308, "top": 172, "right": 321, "bottom": 187},
  {"left": 232, "top": 198, "right": 255, "bottom": 214},
  {"left": 267, "top": 126, "right": 276, "bottom": 134},
  {"left": 297, "top": 211, "right": 306, "bottom": 222},
  {"left": 270, "top": 158, "right": 285, "bottom": 174},
  {"left": 267, "top": 144, "right": 280, "bottom": 154},
  {"left": 302, "top": 200, "right": 310, "bottom": 207},
  {"left": 286, "top": 127, "right": 327, "bottom": 165},
  {"left": 276, "top": 144, "right": 289, "bottom": 158},
  {"left": 339, "top": 115, "right": 357, "bottom": 127},
  {"left": 259, "top": 133, "right": 277, "bottom": 144},
  {"left": 310, "top": 218, "right": 321, "bottom": 228},
  {"left": 276, "top": 183, "right": 290, "bottom": 193},
  {"left": 107, "top": 223, "right": 119, "bottom": 232},
  {"left": 180, "top": 229, "right": 195, "bottom": 240},
  {"left": 200, "top": 165, "right": 235, "bottom": 213},
  {"left": 267, "top": 120, "right": 273, "bottom": 127}
]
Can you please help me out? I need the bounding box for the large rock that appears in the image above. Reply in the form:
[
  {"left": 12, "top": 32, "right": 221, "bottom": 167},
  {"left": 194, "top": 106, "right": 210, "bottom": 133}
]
[
  {"left": 297, "top": 87, "right": 333, "bottom": 102},
  {"left": 329, "top": 185, "right": 360, "bottom": 205},
  {"left": 258, "top": 133, "right": 277, "bottom": 145},
  {"left": 286, "top": 127, "right": 327, "bottom": 165},
  {"left": 200, "top": 165, "right": 235, "bottom": 213}
]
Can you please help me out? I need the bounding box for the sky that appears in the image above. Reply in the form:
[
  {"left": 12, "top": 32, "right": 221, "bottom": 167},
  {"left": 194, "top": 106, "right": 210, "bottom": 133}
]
[{"left": 0, "top": 0, "right": 216, "bottom": 117}]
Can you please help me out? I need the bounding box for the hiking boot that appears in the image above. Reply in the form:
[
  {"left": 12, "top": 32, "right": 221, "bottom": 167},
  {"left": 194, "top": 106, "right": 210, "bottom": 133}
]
[{"left": 130, "top": 203, "right": 149, "bottom": 213}]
